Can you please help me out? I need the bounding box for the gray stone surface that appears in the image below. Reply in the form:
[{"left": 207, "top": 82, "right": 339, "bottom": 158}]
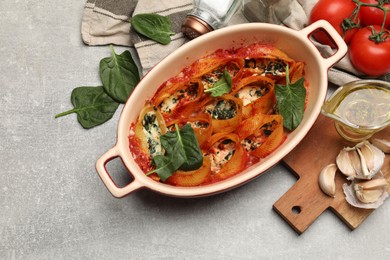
[{"left": 0, "top": 1, "right": 389, "bottom": 259}]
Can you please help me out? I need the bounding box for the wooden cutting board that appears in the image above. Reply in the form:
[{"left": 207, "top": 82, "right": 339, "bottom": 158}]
[{"left": 273, "top": 114, "right": 390, "bottom": 234}]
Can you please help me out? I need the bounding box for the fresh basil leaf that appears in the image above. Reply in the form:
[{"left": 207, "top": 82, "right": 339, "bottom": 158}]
[
  {"left": 131, "top": 13, "right": 175, "bottom": 45},
  {"left": 147, "top": 124, "right": 203, "bottom": 181},
  {"left": 55, "top": 86, "right": 120, "bottom": 129},
  {"left": 275, "top": 66, "right": 306, "bottom": 131},
  {"left": 99, "top": 46, "right": 140, "bottom": 103},
  {"left": 204, "top": 70, "right": 232, "bottom": 97}
]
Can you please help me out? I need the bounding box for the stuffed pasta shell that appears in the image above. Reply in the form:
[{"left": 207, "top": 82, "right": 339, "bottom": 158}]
[
  {"left": 166, "top": 113, "right": 213, "bottom": 148},
  {"left": 203, "top": 133, "right": 248, "bottom": 181},
  {"left": 200, "top": 94, "right": 243, "bottom": 134},
  {"left": 236, "top": 114, "right": 286, "bottom": 159},
  {"left": 232, "top": 75, "right": 276, "bottom": 119},
  {"left": 129, "top": 104, "right": 167, "bottom": 174}
]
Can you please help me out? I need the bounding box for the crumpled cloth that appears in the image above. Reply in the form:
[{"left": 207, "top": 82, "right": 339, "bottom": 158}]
[{"left": 81, "top": 0, "right": 390, "bottom": 84}]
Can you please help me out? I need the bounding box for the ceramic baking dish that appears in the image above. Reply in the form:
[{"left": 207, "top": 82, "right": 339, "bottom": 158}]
[{"left": 96, "top": 20, "right": 348, "bottom": 198}]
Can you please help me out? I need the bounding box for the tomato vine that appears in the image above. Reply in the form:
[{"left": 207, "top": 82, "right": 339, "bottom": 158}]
[{"left": 343, "top": 0, "right": 390, "bottom": 43}]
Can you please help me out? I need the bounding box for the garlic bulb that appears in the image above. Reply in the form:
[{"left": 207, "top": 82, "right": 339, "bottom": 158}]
[{"left": 336, "top": 141, "right": 385, "bottom": 180}]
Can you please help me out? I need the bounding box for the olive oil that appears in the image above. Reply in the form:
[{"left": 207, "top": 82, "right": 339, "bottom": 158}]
[
  {"left": 322, "top": 80, "right": 390, "bottom": 142},
  {"left": 333, "top": 86, "right": 390, "bottom": 128}
]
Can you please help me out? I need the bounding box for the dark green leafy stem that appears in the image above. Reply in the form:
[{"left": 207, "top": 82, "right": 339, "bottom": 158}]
[
  {"left": 131, "top": 13, "right": 175, "bottom": 45},
  {"left": 99, "top": 46, "right": 140, "bottom": 103},
  {"left": 275, "top": 66, "right": 306, "bottom": 131},
  {"left": 55, "top": 86, "right": 120, "bottom": 129},
  {"left": 147, "top": 124, "right": 203, "bottom": 181},
  {"left": 204, "top": 70, "right": 233, "bottom": 97}
]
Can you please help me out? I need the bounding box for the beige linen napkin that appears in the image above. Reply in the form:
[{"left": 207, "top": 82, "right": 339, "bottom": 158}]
[
  {"left": 81, "top": 0, "right": 390, "bottom": 84},
  {"left": 81, "top": 0, "right": 138, "bottom": 46}
]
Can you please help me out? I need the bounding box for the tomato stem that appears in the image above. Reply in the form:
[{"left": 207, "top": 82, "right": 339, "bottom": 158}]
[{"left": 349, "top": 0, "right": 389, "bottom": 43}]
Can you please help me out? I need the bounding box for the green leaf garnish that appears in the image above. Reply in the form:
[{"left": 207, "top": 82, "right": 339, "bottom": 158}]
[
  {"left": 275, "top": 65, "right": 306, "bottom": 131},
  {"left": 99, "top": 46, "right": 140, "bottom": 104},
  {"left": 131, "top": 13, "right": 175, "bottom": 45},
  {"left": 147, "top": 124, "right": 203, "bottom": 181},
  {"left": 55, "top": 86, "right": 120, "bottom": 129},
  {"left": 149, "top": 155, "right": 181, "bottom": 181},
  {"left": 204, "top": 70, "right": 232, "bottom": 97}
]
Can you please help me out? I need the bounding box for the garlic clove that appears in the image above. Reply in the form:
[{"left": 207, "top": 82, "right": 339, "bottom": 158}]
[
  {"left": 354, "top": 178, "right": 388, "bottom": 191},
  {"left": 319, "top": 163, "right": 337, "bottom": 197},
  {"left": 336, "top": 149, "right": 356, "bottom": 179},
  {"left": 355, "top": 189, "right": 386, "bottom": 204},
  {"left": 371, "top": 138, "right": 390, "bottom": 153},
  {"left": 343, "top": 176, "right": 389, "bottom": 209},
  {"left": 357, "top": 141, "right": 375, "bottom": 174},
  {"left": 356, "top": 147, "right": 371, "bottom": 178},
  {"left": 359, "top": 141, "right": 385, "bottom": 177},
  {"left": 349, "top": 149, "right": 363, "bottom": 179}
]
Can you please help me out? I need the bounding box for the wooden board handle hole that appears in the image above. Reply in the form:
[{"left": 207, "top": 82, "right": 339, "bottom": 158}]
[{"left": 292, "top": 206, "right": 302, "bottom": 214}]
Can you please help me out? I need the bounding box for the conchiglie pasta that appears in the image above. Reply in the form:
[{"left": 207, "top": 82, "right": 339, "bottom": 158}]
[
  {"left": 204, "top": 133, "right": 248, "bottom": 181},
  {"left": 232, "top": 75, "right": 276, "bottom": 118},
  {"left": 166, "top": 113, "right": 213, "bottom": 148},
  {"left": 166, "top": 157, "right": 211, "bottom": 186},
  {"left": 191, "top": 54, "right": 244, "bottom": 83},
  {"left": 236, "top": 114, "right": 286, "bottom": 158},
  {"left": 134, "top": 104, "right": 167, "bottom": 157},
  {"left": 199, "top": 94, "right": 243, "bottom": 134},
  {"left": 151, "top": 80, "right": 204, "bottom": 120}
]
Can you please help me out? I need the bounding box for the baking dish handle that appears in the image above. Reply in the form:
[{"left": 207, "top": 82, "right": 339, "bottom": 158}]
[
  {"left": 96, "top": 146, "right": 143, "bottom": 198},
  {"left": 300, "top": 20, "right": 348, "bottom": 69}
]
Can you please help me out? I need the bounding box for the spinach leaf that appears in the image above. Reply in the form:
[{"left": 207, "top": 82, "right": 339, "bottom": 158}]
[
  {"left": 172, "top": 124, "right": 203, "bottom": 171},
  {"left": 99, "top": 46, "right": 140, "bottom": 103},
  {"left": 131, "top": 13, "right": 175, "bottom": 45},
  {"left": 148, "top": 124, "right": 203, "bottom": 181},
  {"left": 55, "top": 86, "right": 120, "bottom": 129},
  {"left": 150, "top": 155, "right": 182, "bottom": 182},
  {"left": 275, "top": 65, "right": 306, "bottom": 131},
  {"left": 204, "top": 70, "right": 232, "bottom": 97}
]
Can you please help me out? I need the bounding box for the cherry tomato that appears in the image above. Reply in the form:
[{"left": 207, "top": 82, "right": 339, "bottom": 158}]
[
  {"left": 360, "top": 0, "right": 390, "bottom": 28},
  {"left": 309, "top": 0, "right": 359, "bottom": 46},
  {"left": 349, "top": 25, "right": 390, "bottom": 76}
]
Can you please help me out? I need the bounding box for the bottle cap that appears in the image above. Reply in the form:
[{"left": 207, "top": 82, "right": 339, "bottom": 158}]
[{"left": 181, "top": 15, "right": 214, "bottom": 39}]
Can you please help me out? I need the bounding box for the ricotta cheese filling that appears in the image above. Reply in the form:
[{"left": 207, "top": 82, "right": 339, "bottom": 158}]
[
  {"left": 142, "top": 111, "right": 163, "bottom": 157},
  {"left": 201, "top": 62, "right": 240, "bottom": 90},
  {"left": 189, "top": 121, "right": 209, "bottom": 129},
  {"left": 201, "top": 68, "right": 224, "bottom": 90},
  {"left": 205, "top": 99, "right": 237, "bottom": 120},
  {"left": 245, "top": 58, "right": 286, "bottom": 76},
  {"left": 235, "top": 85, "right": 269, "bottom": 106},
  {"left": 208, "top": 139, "right": 236, "bottom": 173},
  {"left": 159, "top": 83, "right": 199, "bottom": 113},
  {"left": 241, "top": 120, "right": 278, "bottom": 152}
]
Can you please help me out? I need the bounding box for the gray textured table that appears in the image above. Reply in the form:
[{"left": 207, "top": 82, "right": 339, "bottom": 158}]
[{"left": 1, "top": 1, "right": 389, "bottom": 259}]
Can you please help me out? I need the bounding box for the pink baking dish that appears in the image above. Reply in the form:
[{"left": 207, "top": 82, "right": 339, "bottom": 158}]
[{"left": 96, "top": 20, "right": 348, "bottom": 198}]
